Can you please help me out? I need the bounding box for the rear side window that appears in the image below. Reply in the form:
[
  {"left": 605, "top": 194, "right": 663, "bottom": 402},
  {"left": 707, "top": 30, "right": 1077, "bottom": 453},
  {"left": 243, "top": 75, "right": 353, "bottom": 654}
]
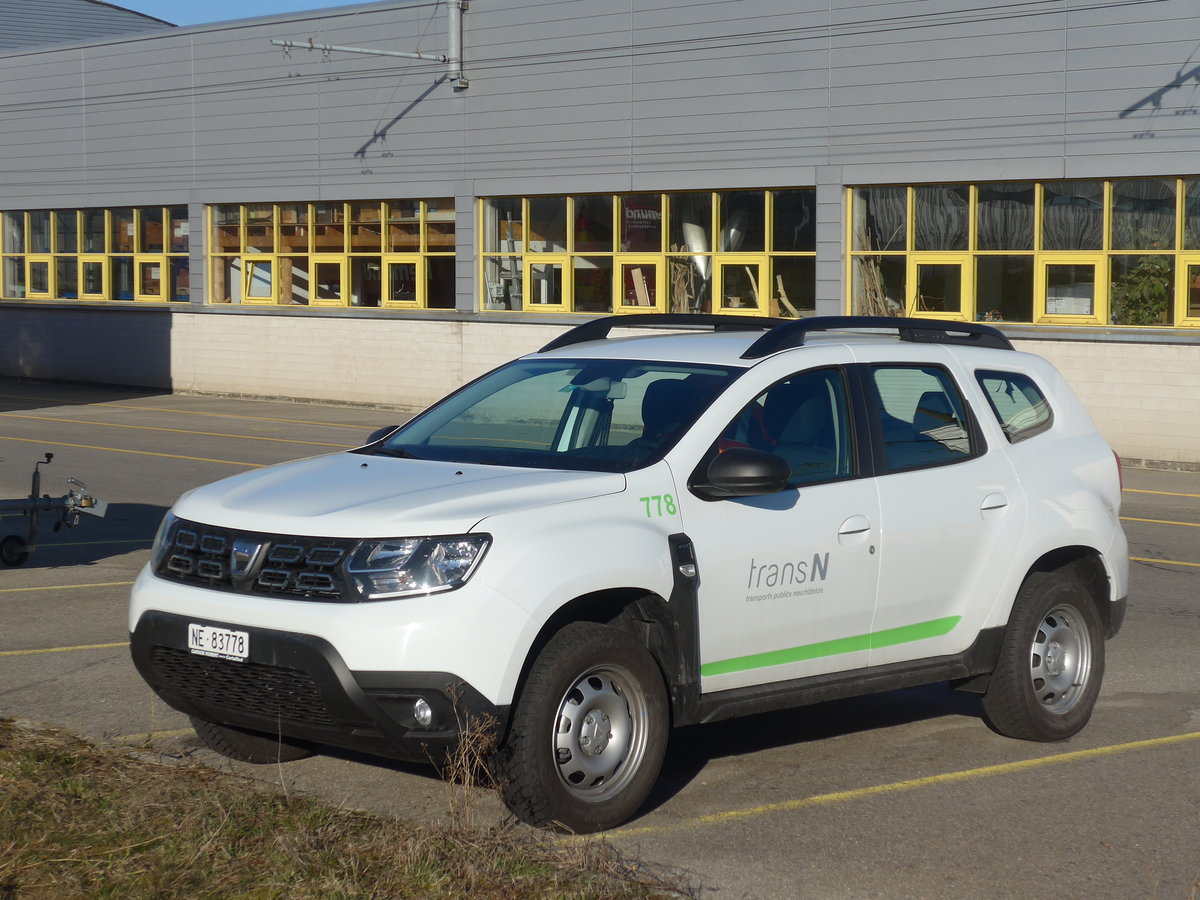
[
  {"left": 871, "top": 366, "right": 977, "bottom": 471},
  {"left": 975, "top": 370, "right": 1053, "bottom": 443}
]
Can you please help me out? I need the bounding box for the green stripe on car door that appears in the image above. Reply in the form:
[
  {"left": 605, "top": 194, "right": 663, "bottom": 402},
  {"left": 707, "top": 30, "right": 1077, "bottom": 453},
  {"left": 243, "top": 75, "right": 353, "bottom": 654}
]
[{"left": 699, "top": 616, "right": 962, "bottom": 678}]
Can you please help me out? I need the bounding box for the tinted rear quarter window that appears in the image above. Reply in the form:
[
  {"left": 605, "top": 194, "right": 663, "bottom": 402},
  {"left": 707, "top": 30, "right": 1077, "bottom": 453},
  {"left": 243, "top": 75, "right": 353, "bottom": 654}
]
[{"left": 975, "top": 369, "right": 1053, "bottom": 442}]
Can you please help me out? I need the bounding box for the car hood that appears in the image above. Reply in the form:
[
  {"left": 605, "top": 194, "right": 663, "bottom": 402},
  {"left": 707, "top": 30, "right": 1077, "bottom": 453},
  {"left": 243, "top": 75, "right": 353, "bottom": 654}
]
[{"left": 172, "top": 452, "right": 626, "bottom": 537}]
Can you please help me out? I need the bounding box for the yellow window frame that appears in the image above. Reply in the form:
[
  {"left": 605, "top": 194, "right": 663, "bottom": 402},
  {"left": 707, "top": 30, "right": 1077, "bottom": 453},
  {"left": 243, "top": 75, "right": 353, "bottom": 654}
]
[
  {"left": 309, "top": 255, "right": 347, "bottom": 307},
  {"left": 242, "top": 255, "right": 277, "bottom": 304},
  {"left": 136, "top": 255, "right": 167, "bottom": 301},
  {"left": 26, "top": 256, "right": 53, "bottom": 299},
  {"left": 523, "top": 254, "right": 569, "bottom": 311},
  {"left": 614, "top": 255, "right": 666, "bottom": 313},
  {"left": 1176, "top": 254, "right": 1200, "bottom": 326},
  {"left": 78, "top": 256, "right": 107, "bottom": 300},
  {"left": 382, "top": 254, "right": 423, "bottom": 308},
  {"left": 1036, "top": 254, "right": 1107, "bottom": 325},
  {"left": 907, "top": 254, "right": 971, "bottom": 320},
  {"left": 713, "top": 255, "right": 769, "bottom": 316}
]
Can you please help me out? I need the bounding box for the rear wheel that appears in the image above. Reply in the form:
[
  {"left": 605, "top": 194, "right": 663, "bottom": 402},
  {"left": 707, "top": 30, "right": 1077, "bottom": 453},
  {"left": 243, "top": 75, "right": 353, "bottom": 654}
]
[
  {"left": 189, "top": 716, "right": 315, "bottom": 764},
  {"left": 982, "top": 572, "right": 1105, "bottom": 742},
  {"left": 497, "top": 622, "right": 669, "bottom": 833}
]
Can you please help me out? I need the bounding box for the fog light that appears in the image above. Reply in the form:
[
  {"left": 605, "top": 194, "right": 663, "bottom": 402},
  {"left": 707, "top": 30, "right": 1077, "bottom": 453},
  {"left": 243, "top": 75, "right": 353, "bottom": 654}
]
[{"left": 413, "top": 697, "right": 433, "bottom": 728}]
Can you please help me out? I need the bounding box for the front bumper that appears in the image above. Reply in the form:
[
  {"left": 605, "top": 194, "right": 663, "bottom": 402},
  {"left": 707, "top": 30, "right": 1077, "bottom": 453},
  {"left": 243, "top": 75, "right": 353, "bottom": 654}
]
[{"left": 130, "top": 610, "right": 506, "bottom": 764}]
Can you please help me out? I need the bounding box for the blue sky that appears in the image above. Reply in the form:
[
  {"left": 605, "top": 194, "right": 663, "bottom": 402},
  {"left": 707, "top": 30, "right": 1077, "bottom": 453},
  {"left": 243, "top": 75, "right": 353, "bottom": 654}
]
[{"left": 118, "top": 1, "right": 364, "bottom": 27}]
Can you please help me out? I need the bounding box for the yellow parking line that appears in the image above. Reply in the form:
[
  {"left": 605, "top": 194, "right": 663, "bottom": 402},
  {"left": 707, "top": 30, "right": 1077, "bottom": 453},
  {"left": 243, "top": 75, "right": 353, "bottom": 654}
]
[
  {"left": 606, "top": 731, "right": 1200, "bottom": 838},
  {"left": 1122, "top": 516, "right": 1200, "bottom": 528},
  {"left": 0, "top": 580, "right": 134, "bottom": 594},
  {"left": 40, "top": 538, "right": 151, "bottom": 547},
  {"left": 1130, "top": 556, "right": 1200, "bottom": 569},
  {"left": 0, "top": 392, "right": 376, "bottom": 430},
  {"left": 110, "top": 403, "right": 378, "bottom": 430},
  {"left": 0, "top": 412, "right": 353, "bottom": 449},
  {"left": 0, "top": 641, "right": 129, "bottom": 657},
  {"left": 1124, "top": 488, "right": 1200, "bottom": 499},
  {"left": 0, "top": 435, "right": 263, "bottom": 468}
]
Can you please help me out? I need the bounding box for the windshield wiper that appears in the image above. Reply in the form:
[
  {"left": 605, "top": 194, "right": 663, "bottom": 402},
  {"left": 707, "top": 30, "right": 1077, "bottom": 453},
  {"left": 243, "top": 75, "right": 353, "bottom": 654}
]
[{"left": 367, "top": 445, "right": 421, "bottom": 460}]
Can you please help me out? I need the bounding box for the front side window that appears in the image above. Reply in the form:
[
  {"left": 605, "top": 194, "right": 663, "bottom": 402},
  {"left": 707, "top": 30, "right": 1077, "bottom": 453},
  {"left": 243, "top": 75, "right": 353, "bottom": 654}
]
[
  {"left": 369, "top": 358, "right": 740, "bottom": 472},
  {"left": 871, "top": 366, "right": 977, "bottom": 471},
  {"left": 719, "top": 367, "right": 854, "bottom": 487}
]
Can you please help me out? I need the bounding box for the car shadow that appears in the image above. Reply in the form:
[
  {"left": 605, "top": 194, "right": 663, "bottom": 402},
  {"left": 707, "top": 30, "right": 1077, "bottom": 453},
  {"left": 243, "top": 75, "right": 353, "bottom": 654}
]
[{"left": 642, "top": 684, "right": 985, "bottom": 817}]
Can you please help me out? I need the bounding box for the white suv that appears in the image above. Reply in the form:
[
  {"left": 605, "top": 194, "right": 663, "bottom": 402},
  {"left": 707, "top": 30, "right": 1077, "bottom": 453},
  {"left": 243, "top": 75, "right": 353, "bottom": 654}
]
[{"left": 130, "top": 315, "right": 1129, "bottom": 833}]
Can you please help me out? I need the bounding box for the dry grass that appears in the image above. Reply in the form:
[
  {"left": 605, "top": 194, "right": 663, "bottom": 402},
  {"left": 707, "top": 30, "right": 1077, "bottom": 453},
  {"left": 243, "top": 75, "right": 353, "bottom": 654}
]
[{"left": 0, "top": 718, "right": 690, "bottom": 900}]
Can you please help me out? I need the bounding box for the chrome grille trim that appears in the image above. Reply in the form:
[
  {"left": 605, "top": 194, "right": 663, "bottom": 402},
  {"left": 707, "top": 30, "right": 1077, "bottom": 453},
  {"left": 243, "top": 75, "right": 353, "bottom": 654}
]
[{"left": 155, "top": 517, "right": 358, "bottom": 602}]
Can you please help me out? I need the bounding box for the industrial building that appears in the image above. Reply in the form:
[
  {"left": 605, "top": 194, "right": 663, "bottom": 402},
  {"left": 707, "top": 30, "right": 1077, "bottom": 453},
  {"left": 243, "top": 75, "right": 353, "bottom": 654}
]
[{"left": 1, "top": 0, "right": 1198, "bottom": 464}]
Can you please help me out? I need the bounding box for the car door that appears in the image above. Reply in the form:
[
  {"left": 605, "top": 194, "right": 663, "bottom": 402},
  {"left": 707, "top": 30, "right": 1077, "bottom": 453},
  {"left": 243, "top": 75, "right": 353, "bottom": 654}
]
[
  {"left": 861, "top": 357, "right": 1026, "bottom": 666},
  {"left": 674, "top": 365, "right": 883, "bottom": 693}
]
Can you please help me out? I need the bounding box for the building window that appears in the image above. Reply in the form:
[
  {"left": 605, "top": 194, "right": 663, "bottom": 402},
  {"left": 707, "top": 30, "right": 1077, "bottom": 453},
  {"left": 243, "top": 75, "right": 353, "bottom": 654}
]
[
  {"left": 208, "top": 200, "right": 455, "bottom": 309},
  {"left": 0, "top": 207, "right": 189, "bottom": 302},
  {"left": 849, "top": 178, "right": 1200, "bottom": 327},
  {"left": 480, "top": 189, "right": 817, "bottom": 317}
]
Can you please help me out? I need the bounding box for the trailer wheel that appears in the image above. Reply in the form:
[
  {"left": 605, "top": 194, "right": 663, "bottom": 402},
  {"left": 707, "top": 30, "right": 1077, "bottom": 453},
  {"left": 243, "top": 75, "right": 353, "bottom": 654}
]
[{"left": 1, "top": 535, "right": 30, "bottom": 567}]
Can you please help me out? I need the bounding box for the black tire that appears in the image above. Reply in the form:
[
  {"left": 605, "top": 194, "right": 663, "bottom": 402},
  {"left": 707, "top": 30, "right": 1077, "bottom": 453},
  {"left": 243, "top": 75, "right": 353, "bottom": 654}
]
[
  {"left": 189, "top": 716, "right": 315, "bottom": 764},
  {"left": 982, "top": 572, "right": 1105, "bottom": 742},
  {"left": 1, "top": 535, "right": 30, "bottom": 567},
  {"left": 497, "top": 622, "right": 669, "bottom": 833}
]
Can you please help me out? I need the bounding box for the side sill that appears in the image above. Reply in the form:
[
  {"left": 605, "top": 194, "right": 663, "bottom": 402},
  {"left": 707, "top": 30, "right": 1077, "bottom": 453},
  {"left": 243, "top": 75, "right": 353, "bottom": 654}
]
[{"left": 687, "top": 626, "right": 1005, "bottom": 726}]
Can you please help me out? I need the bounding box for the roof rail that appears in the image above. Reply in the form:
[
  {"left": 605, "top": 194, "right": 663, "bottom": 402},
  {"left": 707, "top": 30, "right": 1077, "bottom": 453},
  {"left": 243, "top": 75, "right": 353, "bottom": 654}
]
[
  {"left": 538, "top": 313, "right": 784, "bottom": 353},
  {"left": 740, "top": 316, "right": 1014, "bottom": 358}
]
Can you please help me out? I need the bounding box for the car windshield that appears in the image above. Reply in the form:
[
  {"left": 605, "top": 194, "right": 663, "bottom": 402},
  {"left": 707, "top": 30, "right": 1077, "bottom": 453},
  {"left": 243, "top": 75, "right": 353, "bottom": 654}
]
[{"left": 365, "top": 358, "right": 741, "bottom": 472}]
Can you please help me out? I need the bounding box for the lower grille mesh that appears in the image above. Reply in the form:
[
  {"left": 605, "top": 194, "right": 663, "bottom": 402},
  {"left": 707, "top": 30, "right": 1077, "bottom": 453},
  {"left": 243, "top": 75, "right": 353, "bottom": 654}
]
[{"left": 150, "top": 646, "right": 339, "bottom": 727}]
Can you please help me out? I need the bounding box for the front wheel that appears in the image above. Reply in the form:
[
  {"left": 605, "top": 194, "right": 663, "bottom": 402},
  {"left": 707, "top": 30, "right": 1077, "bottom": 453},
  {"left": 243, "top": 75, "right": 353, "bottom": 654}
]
[
  {"left": 497, "top": 622, "right": 669, "bottom": 833},
  {"left": 982, "top": 572, "right": 1105, "bottom": 742}
]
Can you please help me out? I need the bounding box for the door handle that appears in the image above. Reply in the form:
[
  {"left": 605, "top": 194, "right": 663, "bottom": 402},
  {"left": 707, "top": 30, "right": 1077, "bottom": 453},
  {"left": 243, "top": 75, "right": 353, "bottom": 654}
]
[
  {"left": 838, "top": 515, "right": 871, "bottom": 535},
  {"left": 981, "top": 492, "right": 1008, "bottom": 511}
]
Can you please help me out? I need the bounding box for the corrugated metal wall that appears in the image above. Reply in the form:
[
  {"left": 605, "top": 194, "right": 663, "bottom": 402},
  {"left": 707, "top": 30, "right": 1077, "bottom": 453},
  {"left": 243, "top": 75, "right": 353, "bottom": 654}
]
[
  {"left": 5, "top": 0, "right": 1198, "bottom": 206},
  {"left": 0, "top": 0, "right": 172, "bottom": 53}
]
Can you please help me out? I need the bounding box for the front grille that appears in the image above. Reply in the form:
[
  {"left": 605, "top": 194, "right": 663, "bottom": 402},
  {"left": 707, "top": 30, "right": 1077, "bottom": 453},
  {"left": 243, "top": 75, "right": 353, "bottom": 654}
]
[
  {"left": 157, "top": 519, "right": 357, "bottom": 601},
  {"left": 150, "top": 646, "right": 341, "bottom": 727}
]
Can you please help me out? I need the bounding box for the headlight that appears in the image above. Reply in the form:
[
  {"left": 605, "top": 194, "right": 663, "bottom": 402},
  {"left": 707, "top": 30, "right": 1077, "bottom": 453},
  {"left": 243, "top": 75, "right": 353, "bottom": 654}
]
[
  {"left": 150, "top": 511, "right": 178, "bottom": 572},
  {"left": 346, "top": 534, "right": 490, "bottom": 600}
]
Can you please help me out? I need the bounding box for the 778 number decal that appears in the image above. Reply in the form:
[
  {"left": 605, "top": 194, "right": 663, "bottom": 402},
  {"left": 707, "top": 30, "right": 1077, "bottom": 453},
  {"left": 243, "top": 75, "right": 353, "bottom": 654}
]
[{"left": 639, "top": 494, "right": 677, "bottom": 519}]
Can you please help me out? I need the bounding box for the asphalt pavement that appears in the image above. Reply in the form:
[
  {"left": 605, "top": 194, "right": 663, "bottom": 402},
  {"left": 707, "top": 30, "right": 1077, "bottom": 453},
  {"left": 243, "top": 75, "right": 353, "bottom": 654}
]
[{"left": 1, "top": 377, "right": 1197, "bottom": 899}]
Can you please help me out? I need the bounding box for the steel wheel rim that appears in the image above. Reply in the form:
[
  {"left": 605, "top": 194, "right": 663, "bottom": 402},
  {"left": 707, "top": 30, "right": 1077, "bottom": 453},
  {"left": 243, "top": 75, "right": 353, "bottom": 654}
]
[
  {"left": 551, "top": 663, "right": 648, "bottom": 803},
  {"left": 1029, "top": 604, "right": 1092, "bottom": 714}
]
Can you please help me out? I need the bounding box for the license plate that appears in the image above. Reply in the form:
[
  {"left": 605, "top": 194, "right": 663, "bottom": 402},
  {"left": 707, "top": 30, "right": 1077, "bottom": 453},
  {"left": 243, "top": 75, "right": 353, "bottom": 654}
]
[{"left": 187, "top": 623, "right": 249, "bottom": 662}]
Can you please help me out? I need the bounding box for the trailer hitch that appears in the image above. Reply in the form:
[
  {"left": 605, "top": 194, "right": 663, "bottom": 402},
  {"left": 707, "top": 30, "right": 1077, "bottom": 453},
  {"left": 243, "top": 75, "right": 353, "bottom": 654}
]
[{"left": 0, "top": 453, "right": 108, "bottom": 567}]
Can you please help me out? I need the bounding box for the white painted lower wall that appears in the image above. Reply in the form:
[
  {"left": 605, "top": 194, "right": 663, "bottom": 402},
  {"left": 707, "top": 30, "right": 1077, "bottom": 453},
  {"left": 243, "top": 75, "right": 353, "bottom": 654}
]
[
  {"left": 2, "top": 307, "right": 1198, "bottom": 468},
  {"left": 1011, "top": 337, "right": 1200, "bottom": 469}
]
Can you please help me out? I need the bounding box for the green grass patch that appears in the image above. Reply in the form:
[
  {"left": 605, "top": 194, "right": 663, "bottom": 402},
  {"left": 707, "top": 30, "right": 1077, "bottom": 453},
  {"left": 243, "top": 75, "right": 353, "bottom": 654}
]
[{"left": 0, "top": 719, "right": 689, "bottom": 900}]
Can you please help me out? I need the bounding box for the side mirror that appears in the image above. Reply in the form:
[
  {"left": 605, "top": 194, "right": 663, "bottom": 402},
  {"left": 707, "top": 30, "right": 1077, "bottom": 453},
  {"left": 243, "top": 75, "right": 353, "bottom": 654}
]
[
  {"left": 366, "top": 425, "right": 401, "bottom": 444},
  {"left": 691, "top": 447, "right": 791, "bottom": 499}
]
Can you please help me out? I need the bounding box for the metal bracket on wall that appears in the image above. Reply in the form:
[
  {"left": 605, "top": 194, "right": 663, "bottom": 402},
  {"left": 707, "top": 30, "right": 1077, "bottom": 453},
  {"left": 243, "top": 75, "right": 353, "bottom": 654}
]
[{"left": 271, "top": 0, "right": 468, "bottom": 89}]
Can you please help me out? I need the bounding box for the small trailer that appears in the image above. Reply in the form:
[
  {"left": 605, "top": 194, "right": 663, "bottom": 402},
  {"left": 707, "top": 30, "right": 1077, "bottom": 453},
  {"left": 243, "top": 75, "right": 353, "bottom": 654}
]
[{"left": 0, "top": 453, "right": 107, "bottom": 567}]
